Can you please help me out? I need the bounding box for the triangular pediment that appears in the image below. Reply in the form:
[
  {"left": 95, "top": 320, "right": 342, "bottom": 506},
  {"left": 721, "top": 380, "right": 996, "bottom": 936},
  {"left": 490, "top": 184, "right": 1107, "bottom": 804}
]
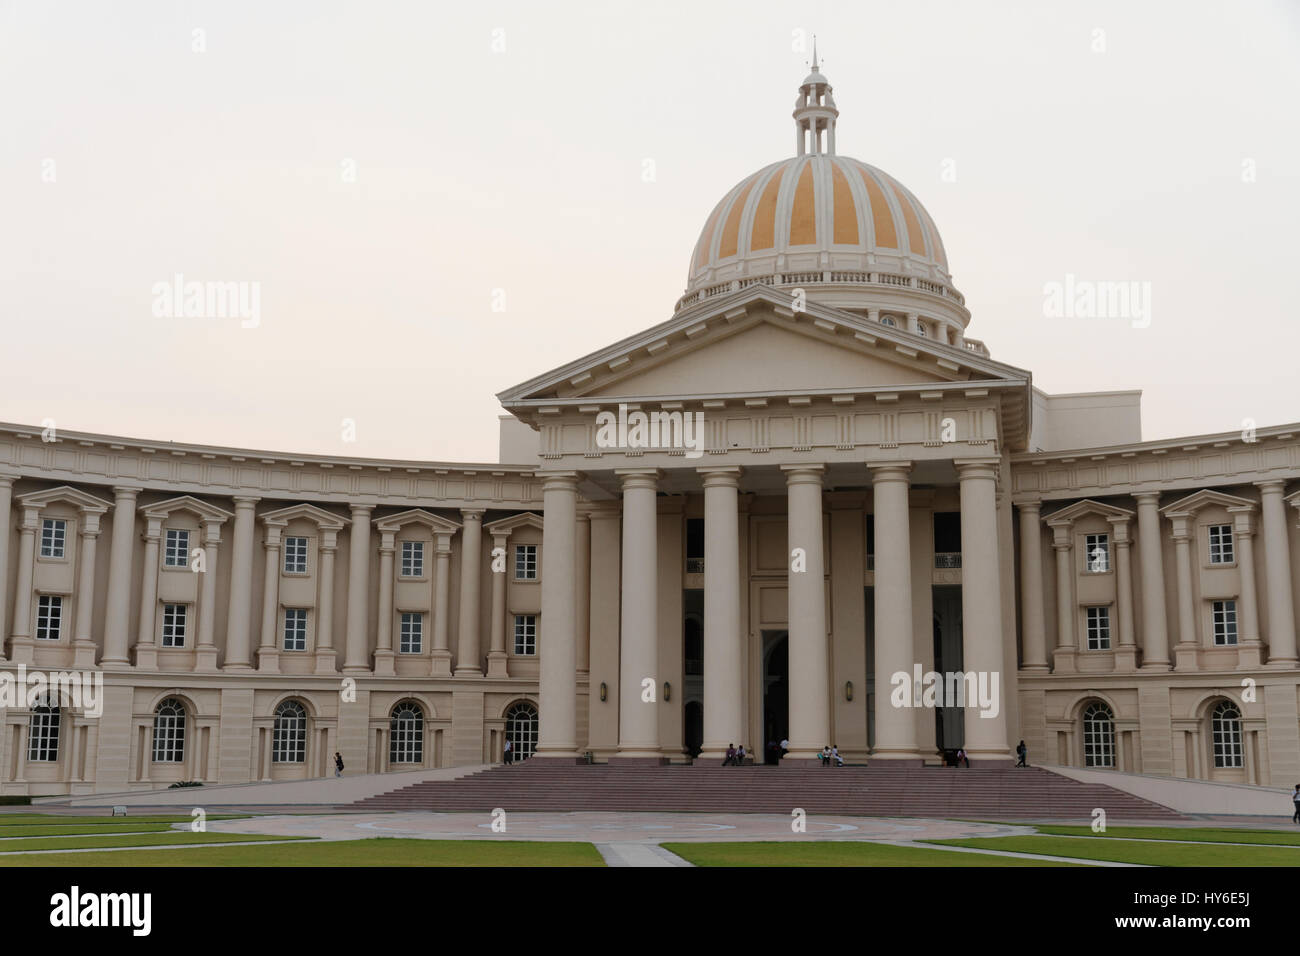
[
  {"left": 1043, "top": 498, "right": 1134, "bottom": 526},
  {"left": 260, "top": 502, "right": 349, "bottom": 530},
  {"left": 1161, "top": 489, "right": 1256, "bottom": 516},
  {"left": 484, "top": 512, "right": 544, "bottom": 536},
  {"left": 17, "top": 485, "right": 112, "bottom": 513},
  {"left": 498, "top": 286, "right": 1028, "bottom": 406},
  {"left": 374, "top": 508, "right": 461, "bottom": 535},
  {"left": 142, "top": 494, "right": 234, "bottom": 523}
]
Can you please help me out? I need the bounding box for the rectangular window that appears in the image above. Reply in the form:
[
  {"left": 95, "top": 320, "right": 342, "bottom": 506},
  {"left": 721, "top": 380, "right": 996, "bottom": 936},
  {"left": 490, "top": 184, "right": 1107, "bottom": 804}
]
[
  {"left": 514, "top": 545, "right": 537, "bottom": 581},
  {"left": 28, "top": 707, "right": 60, "bottom": 762},
  {"left": 400, "top": 540, "right": 424, "bottom": 578},
  {"left": 933, "top": 512, "right": 961, "bottom": 568},
  {"left": 1208, "top": 524, "right": 1234, "bottom": 565},
  {"left": 284, "top": 536, "right": 308, "bottom": 574},
  {"left": 399, "top": 612, "right": 423, "bottom": 653},
  {"left": 40, "top": 519, "right": 67, "bottom": 558},
  {"left": 513, "top": 614, "right": 537, "bottom": 655},
  {"left": 283, "top": 608, "right": 308, "bottom": 651},
  {"left": 35, "top": 596, "right": 63, "bottom": 640},
  {"left": 164, "top": 528, "right": 190, "bottom": 568},
  {"left": 161, "top": 603, "right": 188, "bottom": 647},
  {"left": 1213, "top": 600, "right": 1238, "bottom": 646},
  {"left": 1085, "top": 606, "right": 1111, "bottom": 650},
  {"left": 1084, "top": 533, "right": 1110, "bottom": 573}
]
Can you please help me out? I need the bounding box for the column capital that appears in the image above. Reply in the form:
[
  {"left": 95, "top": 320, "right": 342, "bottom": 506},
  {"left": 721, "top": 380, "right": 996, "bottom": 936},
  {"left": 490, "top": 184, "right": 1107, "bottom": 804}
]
[
  {"left": 698, "top": 465, "right": 742, "bottom": 487},
  {"left": 868, "top": 460, "right": 912, "bottom": 482},
  {"left": 111, "top": 485, "right": 143, "bottom": 500},
  {"left": 1015, "top": 498, "right": 1043, "bottom": 514},
  {"left": 953, "top": 457, "right": 1001, "bottom": 479},
  {"left": 0, "top": 472, "right": 17, "bottom": 488},
  {"left": 1254, "top": 478, "right": 1288, "bottom": 494},
  {"left": 460, "top": 508, "right": 486, "bottom": 521},
  {"left": 232, "top": 495, "right": 261, "bottom": 508},
  {"left": 1132, "top": 491, "right": 1163, "bottom": 505},
  {"left": 539, "top": 470, "right": 583, "bottom": 491},
  {"left": 615, "top": 468, "right": 661, "bottom": 491},
  {"left": 349, "top": 504, "right": 375, "bottom": 518},
  {"left": 781, "top": 463, "right": 825, "bottom": 486}
]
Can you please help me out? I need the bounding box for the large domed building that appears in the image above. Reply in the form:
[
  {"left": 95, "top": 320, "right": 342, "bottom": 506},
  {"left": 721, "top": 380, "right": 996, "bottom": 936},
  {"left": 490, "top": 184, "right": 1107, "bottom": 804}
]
[{"left": 1, "top": 61, "right": 1298, "bottom": 807}]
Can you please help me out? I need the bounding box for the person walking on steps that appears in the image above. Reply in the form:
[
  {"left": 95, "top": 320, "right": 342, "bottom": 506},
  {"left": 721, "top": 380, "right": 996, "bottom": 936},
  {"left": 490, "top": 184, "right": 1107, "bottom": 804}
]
[
  {"left": 1016, "top": 740, "right": 1028, "bottom": 768},
  {"left": 1292, "top": 784, "right": 1300, "bottom": 824},
  {"left": 334, "top": 752, "right": 344, "bottom": 778},
  {"left": 504, "top": 738, "right": 513, "bottom": 766}
]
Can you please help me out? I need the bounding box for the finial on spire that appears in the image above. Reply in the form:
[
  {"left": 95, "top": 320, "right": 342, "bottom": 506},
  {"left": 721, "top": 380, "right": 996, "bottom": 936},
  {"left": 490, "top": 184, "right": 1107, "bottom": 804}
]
[{"left": 811, "top": 35, "right": 819, "bottom": 72}]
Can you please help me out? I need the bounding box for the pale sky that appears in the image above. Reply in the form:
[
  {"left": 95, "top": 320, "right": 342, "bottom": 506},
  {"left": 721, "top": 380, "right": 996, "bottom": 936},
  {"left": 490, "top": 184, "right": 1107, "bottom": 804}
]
[{"left": 3, "top": 0, "right": 1298, "bottom": 463}]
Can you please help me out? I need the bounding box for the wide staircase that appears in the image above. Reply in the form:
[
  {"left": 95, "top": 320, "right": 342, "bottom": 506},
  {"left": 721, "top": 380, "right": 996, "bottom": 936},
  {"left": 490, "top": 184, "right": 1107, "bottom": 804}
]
[{"left": 352, "top": 762, "right": 1185, "bottom": 820}]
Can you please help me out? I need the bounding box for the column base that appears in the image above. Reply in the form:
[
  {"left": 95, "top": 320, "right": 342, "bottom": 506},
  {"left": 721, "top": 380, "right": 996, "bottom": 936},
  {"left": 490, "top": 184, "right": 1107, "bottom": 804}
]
[
  {"left": 1051, "top": 648, "right": 1077, "bottom": 674},
  {"left": 7, "top": 638, "right": 34, "bottom": 666},
  {"left": 1173, "top": 642, "right": 1200, "bottom": 671},
  {"left": 1019, "top": 663, "right": 1050, "bottom": 674},
  {"left": 257, "top": 648, "right": 280, "bottom": 673},
  {"left": 430, "top": 650, "right": 452, "bottom": 678},
  {"left": 870, "top": 750, "right": 924, "bottom": 765},
  {"left": 1236, "top": 641, "right": 1264, "bottom": 668},
  {"left": 194, "top": 646, "right": 219, "bottom": 673},
  {"left": 1113, "top": 646, "right": 1139, "bottom": 671},
  {"left": 133, "top": 645, "right": 158, "bottom": 670},
  {"left": 453, "top": 666, "right": 482, "bottom": 678},
  {"left": 1266, "top": 656, "right": 1299, "bottom": 667},
  {"left": 313, "top": 650, "right": 337, "bottom": 675},
  {"left": 72, "top": 640, "right": 98, "bottom": 669},
  {"left": 222, "top": 662, "right": 254, "bottom": 672},
  {"left": 485, "top": 651, "right": 508, "bottom": 679},
  {"left": 372, "top": 649, "right": 395, "bottom": 677},
  {"left": 1140, "top": 660, "right": 1172, "bottom": 672}
]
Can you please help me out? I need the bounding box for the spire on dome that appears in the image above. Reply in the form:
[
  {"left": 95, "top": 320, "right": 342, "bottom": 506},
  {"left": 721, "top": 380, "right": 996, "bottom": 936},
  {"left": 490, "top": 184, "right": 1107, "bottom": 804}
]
[{"left": 793, "top": 45, "right": 838, "bottom": 156}]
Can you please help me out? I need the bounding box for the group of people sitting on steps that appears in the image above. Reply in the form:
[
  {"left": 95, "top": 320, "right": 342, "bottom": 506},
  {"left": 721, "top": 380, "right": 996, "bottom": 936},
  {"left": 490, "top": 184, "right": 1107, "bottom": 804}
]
[
  {"left": 721, "top": 743, "right": 750, "bottom": 766},
  {"left": 818, "top": 745, "right": 845, "bottom": 767}
]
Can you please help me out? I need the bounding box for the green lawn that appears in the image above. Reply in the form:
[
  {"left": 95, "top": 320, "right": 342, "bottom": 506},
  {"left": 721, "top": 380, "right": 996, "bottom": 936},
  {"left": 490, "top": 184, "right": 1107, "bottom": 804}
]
[
  {"left": 0, "top": 838, "right": 606, "bottom": 867},
  {"left": 662, "top": 841, "right": 1081, "bottom": 867},
  {"left": 0, "top": 814, "right": 247, "bottom": 826},
  {"left": 1036, "top": 825, "right": 1300, "bottom": 846},
  {"left": 0, "top": 823, "right": 180, "bottom": 838},
  {"left": 0, "top": 832, "right": 313, "bottom": 852},
  {"left": 928, "top": 835, "right": 1300, "bottom": 866}
]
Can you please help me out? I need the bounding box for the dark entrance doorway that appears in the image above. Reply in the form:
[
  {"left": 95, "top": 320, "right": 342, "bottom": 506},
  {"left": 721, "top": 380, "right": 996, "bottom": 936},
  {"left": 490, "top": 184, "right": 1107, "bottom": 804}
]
[
  {"left": 683, "top": 700, "right": 703, "bottom": 758},
  {"left": 932, "top": 585, "right": 964, "bottom": 751},
  {"left": 762, "top": 630, "right": 789, "bottom": 763}
]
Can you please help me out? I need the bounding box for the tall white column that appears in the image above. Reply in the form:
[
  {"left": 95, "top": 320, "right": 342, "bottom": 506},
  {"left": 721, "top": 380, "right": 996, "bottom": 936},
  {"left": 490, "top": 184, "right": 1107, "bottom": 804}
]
[
  {"left": 431, "top": 532, "right": 453, "bottom": 677},
  {"left": 101, "top": 485, "right": 141, "bottom": 667},
  {"left": 486, "top": 530, "right": 510, "bottom": 678},
  {"left": 1111, "top": 517, "right": 1138, "bottom": 670},
  {"left": 1231, "top": 506, "right": 1263, "bottom": 665},
  {"left": 616, "top": 469, "right": 662, "bottom": 760},
  {"left": 1170, "top": 516, "right": 1199, "bottom": 669},
  {"left": 455, "top": 509, "right": 484, "bottom": 676},
  {"left": 223, "top": 496, "right": 259, "bottom": 670},
  {"left": 956, "top": 459, "right": 1011, "bottom": 761},
  {"left": 1017, "top": 502, "right": 1048, "bottom": 671},
  {"left": 1052, "top": 532, "right": 1074, "bottom": 651},
  {"left": 315, "top": 531, "right": 338, "bottom": 674},
  {"left": 257, "top": 525, "right": 282, "bottom": 672},
  {"left": 132, "top": 519, "right": 161, "bottom": 670},
  {"left": 536, "top": 472, "right": 580, "bottom": 759},
  {"left": 374, "top": 529, "right": 396, "bottom": 676},
  {"left": 869, "top": 462, "right": 919, "bottom": 760},
  {"left": 72, "top": 513, "right": 103, "bottom": 668},
  {"left": 1257, "top": 480, "right": 1298, "bottom": 665},
  {"left": 1134, "top": 492, "right": 1171, "bottom": 670},
  {"left": 782, "top": 464, "right": 829, "bottom": 761},
  {"left": 699, "top": 466, "right": 743, "bottom": 761},
  {"left": 0, "top": 473, "right": 15, "bottom": 663},
  {"left": 194, "top": 518, "right": 222, "bottom": 672},
  {"left": 343, "top": 505, "right": 373, "bottom": 674},
  {"left": 575, "top": 511, "right": 591, "bottom": 675},
  {"left": 8, "top": 506, "right": 37, "bottom": 664}
]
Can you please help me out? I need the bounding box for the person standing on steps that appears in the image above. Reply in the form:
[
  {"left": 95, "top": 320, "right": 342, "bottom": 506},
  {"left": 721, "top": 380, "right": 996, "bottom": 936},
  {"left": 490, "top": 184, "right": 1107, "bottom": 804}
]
[
  {"left": 1292, "top": 784, "right": 1300, "bottom": 824},
  {"left": 334, "top": 752, "right": 344, "bottom": 778},
  {"left": 1016, "top": 740, "right": 1028, "bottom": 768},
  {"left": 504, "top": 738, "right": 513, "bottom": 766}
]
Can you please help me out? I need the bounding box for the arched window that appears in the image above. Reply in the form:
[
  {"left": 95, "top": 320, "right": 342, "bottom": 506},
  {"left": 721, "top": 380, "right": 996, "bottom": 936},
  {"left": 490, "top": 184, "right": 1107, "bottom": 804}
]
[
  {"left": 1082, "top": 701, "right": 1115, "bottom": 768},
  {"left": 272, "top": 700, "right": 307, "bottom": 764},
  {"left": 505, "top": 702, "right": 539, "bottom": 763},
  {"left": 916, "top": 322, "right": 928, "bottom": 337},
  {"left": 390, "top": 702, "right": 424, "bottom": 765},
  {"left": 1211, "top": 700, "right": 1243, "bottom": 768},
  {"left": 28, "top": 696, "right": 61, "bottom": 763},
  {"left": 152, "top": 698, "right": 186, "bottom": 763},
  {"left": 880, "top": 316, "right": 897, "bottom": 327}
]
